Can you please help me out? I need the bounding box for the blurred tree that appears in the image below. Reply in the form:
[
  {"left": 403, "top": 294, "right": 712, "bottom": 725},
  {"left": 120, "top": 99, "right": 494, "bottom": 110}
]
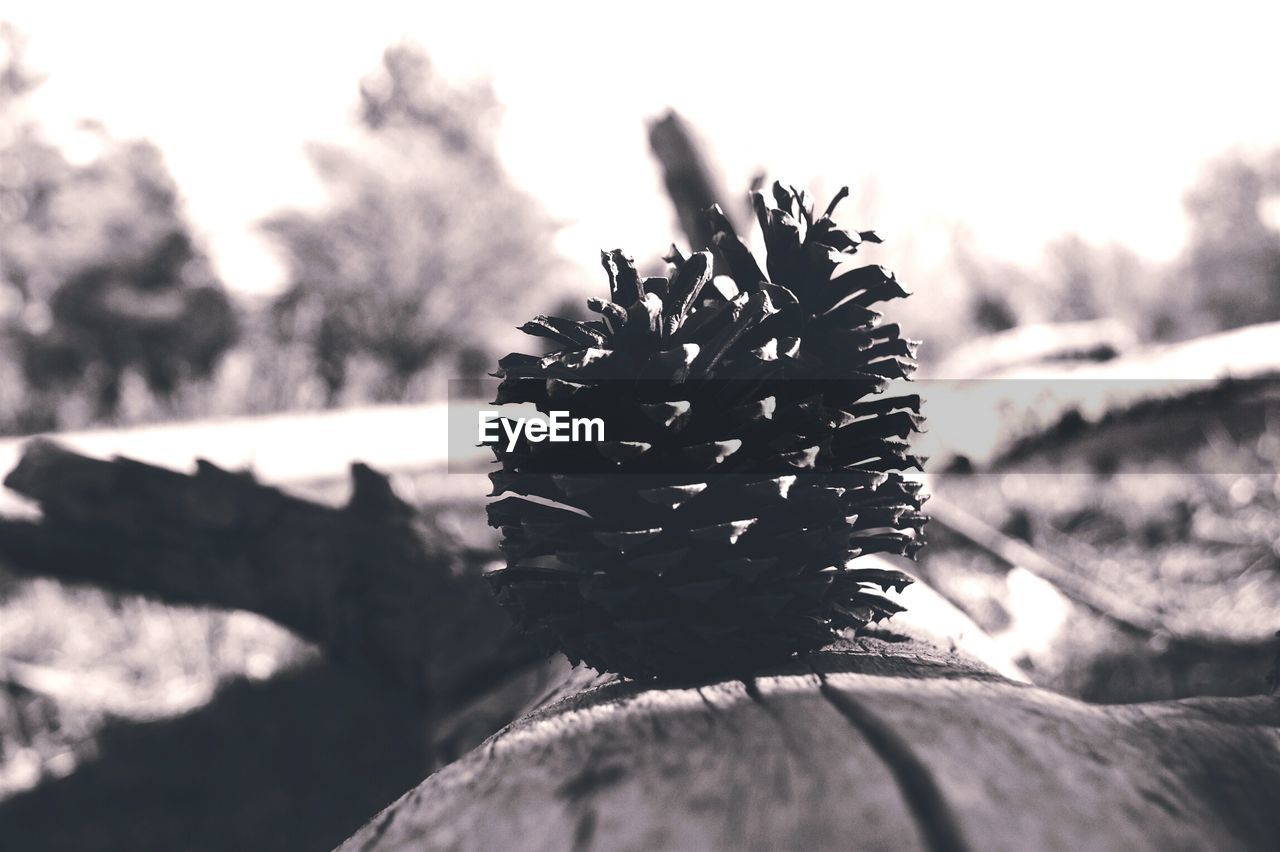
[
  {"left": 953, "top": 230, "right": 1162, "bottom": 341},
  {"left": 1177, "top": 150, "right": 1280, "bottom": 335},
  {"left": 264, "top": 44, "right": 567, "bottom": 404},
  {"left": 947, "top": 149, "right": 1280, "bottom": 352},
  {"left": 1042, "top": 234, "right": 1158, "bottom": 333},
  {"left": 0, "top": 24, "right": 238, "bottom": 429}
]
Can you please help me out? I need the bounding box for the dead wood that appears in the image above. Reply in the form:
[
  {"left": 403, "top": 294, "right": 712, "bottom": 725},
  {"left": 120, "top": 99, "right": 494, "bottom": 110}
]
[
  {"left": 918, "top": 320, "right": 1280, "bottom": 471},
  {"left": 925, "top": 494, "right": 1269, "bottom": 654},
  {"left": 647, "top": 110, "right": 741, "bottom": 264},
  {"left": 339, "top": 635, "right": 1280, "bottom": 852},
  {"left": 0, "top": 439, "right": 540, "bottom": 730}
]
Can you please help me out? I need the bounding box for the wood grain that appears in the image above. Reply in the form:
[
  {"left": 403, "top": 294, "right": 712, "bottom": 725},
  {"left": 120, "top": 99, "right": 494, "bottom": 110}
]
[{"left": 339, "top": 640, "right": 1280, "bottom": 851}]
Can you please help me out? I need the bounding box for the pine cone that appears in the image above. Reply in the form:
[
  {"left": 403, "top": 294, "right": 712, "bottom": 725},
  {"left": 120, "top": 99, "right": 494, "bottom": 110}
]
[{"left": 486, "top": 183, "right": 927, "bottom": 681}]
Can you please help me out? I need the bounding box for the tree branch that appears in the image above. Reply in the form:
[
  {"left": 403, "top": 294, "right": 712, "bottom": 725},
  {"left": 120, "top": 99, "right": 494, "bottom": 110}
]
[{"left": 0, "top": 439, "right": 540, "bottom": 721}]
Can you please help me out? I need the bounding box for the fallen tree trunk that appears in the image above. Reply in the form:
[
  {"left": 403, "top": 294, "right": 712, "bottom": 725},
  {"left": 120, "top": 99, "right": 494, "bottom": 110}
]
[
  {"left": 0, "top": 439, "right": 542, "bottom": 744},
  {"left": 0, "top": 401, "right": 458, "bottom": 516},
  {"left": 931, "top": 318, "right": 1138, "bottom": 379},
  {"left": 916, "top": 320, "right": 1280, "bottom": 471},
  {"left": 339, "top": 636, "right": 1280, "bottom": 852}
]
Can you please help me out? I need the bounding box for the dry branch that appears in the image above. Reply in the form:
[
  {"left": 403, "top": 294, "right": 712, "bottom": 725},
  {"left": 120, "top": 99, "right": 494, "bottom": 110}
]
[
  {"left": 0, "top": 439, "right": 540, "bottom": 729},
  {"left": 925, "top": 495, "right": 1251, "bottom": 651},
  {"left": 647, "top": 110, "right": 741, "bottom": 262}
]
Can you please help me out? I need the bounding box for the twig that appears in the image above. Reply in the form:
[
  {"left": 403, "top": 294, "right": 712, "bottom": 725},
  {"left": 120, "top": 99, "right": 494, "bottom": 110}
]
[{"left": 926, "top": 494, "right": 1262, "bottom": 654}]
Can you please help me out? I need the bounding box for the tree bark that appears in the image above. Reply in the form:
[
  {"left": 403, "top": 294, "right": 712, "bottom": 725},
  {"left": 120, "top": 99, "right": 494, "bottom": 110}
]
[
  {"left": 0, "top": 439, "right": 543, "bottom": 746},
  {"left": 338, "top": 635, "right": 1280, "bottom": 852}
]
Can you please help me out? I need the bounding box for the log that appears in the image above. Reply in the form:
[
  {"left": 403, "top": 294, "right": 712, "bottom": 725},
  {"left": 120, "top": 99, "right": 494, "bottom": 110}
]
[
  {"left": 0, "top": 401, "right": 457, "bottom": 516},
  {"left": 931, "top": 318, "right": 1138, "bottom": 379},
  {"left": 339, "top": 636, "right": 1280, "bottom": 852},
  {"left": 915, "top": 320, "right": 1280, "bottom": 470},
  {"left": 0, "top": 439, "right": 540, "bottom": 735}
]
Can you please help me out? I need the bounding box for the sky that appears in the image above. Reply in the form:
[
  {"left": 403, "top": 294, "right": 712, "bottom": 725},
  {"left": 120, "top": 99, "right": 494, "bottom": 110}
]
[{"left": 7, "top": 1, "right": 1280, "bottom": 295}]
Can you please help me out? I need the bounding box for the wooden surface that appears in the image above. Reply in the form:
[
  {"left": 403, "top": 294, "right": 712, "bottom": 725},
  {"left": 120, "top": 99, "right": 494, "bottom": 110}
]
[{"left": 339, "top": 638, "right": 1280, "bottom": 852}]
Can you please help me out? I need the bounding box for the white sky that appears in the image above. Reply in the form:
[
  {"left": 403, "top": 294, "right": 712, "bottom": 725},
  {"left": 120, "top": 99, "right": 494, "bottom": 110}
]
[{"left": 7, "top": 1, "right": 1280, "bottom": 294}]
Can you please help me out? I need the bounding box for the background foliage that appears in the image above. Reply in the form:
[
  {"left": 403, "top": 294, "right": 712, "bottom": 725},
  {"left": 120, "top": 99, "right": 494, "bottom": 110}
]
[
  {"left": 0, "top": 25, "right": 237, "bottom": 432},
  {"left": 264, "top": 45, "right": 569, "bottom": 405}
]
